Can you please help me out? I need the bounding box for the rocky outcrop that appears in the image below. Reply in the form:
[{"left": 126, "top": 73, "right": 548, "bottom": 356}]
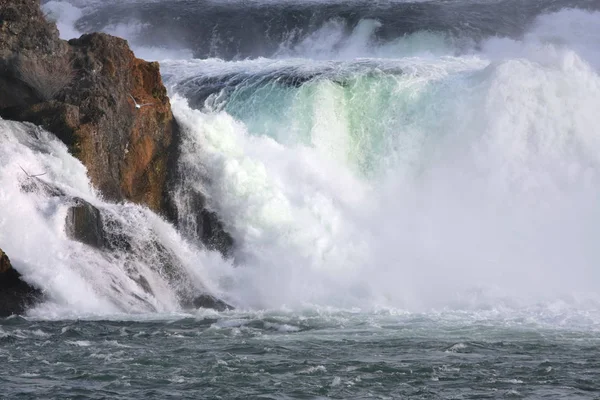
[
  {"left": 64, "top": 198, "right": 131, "bottom": 252},
  {"left": 192, "top": 294, "right": 234, "bottom": 312},
  {"left": 62, "top": 197, "right": 231, "bottom": 311},
  {"left": 169, "top": 187, "right": 234, "bottom": 257},
  {"left": 2, "top": 0, "right": 235, "bottom": 311},
  {"left": 65, "top": 199, "right": 105, "bottom": 249},
  {"left": 1, "top": 1, "right": 235, "bottom": 313},
  {"left": 61, "top": 33, "right": 176, "bottom": 213},
  {"left": 0, "top": 15, "right": 176, "bottom": 215},
  {"left": 0, "top": 0, "right": 69, "bottom": 109},
  {"left": 0, "top": 0, "right": 233, "bottom": 256},
  {"left": 0, "top": 248, "right": 42, "bottom": 317}
]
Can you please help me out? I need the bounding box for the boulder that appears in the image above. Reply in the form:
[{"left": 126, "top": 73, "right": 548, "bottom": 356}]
[
  {"left": 65, "top": 198, "right": 105, "bottom": 248},
  {"left": 192, "top": 294, "right": 234, "bottom": 312},
  {"left": 167, "top": 188, "right": 234, "bottom": 257},
  {"left": 64, "top": 198, "right": 132, "bottom": 252},
  {"left": 62, "top": 199, "right": 233, "bottom": 312},
  {"left": 61, "top": 33, "right": 176, "bottom": 214},
  {"left": 0, "top": 248, "right": 41, "bottom": 317},
  {"left": 3, "top": 30, "right": 178, "bottom": 215}
]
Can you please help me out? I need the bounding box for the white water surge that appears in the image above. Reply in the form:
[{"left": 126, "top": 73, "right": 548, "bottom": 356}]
[
  {"left": 166, "top": 9, "right": 600, "bottom": 310},
  {"left": 0, "top": 121, "right": 232, "bottom": 318},
  {"left": 2, "top": 4, "right": 599, "bottom": 316}
]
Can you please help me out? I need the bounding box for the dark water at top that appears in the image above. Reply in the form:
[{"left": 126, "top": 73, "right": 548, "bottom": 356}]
[
  {"left": 2, "top": 312, "right": 600, "bottom": 399},
  {"left": 75, "top": 0, "right": 600, "bottom": 59}
]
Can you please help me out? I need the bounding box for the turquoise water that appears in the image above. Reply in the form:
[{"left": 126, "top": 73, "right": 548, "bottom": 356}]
[{"left": 216, "top": 72, "right": 418, "bottom": 177}]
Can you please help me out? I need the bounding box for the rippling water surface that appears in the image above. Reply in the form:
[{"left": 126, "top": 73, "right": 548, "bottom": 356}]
[{"left": 2, "top": 310, "right": 600, "bottom": 399}]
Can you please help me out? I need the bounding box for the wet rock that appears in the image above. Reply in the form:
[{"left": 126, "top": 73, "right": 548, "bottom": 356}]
[
  {"left": 199, "top": 208, "right": 234, "bottom": 257},
  {"left": 62, "top": 33, "right": 177, "bottom": 215},
  {"left": 62, "top": 199, "right": 234, "bottom": 312},
  {"left": 192, "top": 294, "right": 234, "bottom": 312},
  {"left": 65, "top": 198, "right": 105, "bottom": 248},
  {"left": 134, "top": 275, "right": 153, "bottom": 295},
  {"left": 0, "top": 248, "right": 42, "bottom": 317},
  {"left": 167, "top": 188, "right": 234, "bottom": 257},
  {"left": 19, "top": 175, "right": 65, "bottom": 198},
  {"left": 0, "top": 0, "right": 234, "bottom": 257},
  {"left": 2, "top": 101, "right": 81, "bottom": 146},
  {"left": 64, "top": 198, "right": 133, "bottom": 252}
]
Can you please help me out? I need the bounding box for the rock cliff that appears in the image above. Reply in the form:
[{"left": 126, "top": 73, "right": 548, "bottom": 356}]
[
  {"left": 1, "top": 0, "right": 176, "bottom": 214},
  {"left": 0, "top": 0, "right": 232, "bottom": 255}
]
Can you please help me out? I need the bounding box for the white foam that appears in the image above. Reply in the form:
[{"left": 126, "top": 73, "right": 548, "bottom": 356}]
[
  {"left": 298, "top": 365, "right": 327, "bottom": 374},
  {"left": 29, "top": 329, "right": 51, "bottom": 338},
  {"left": 0, "top": 119, "right": 233, "bottom": 318},
  {"left": 264, "top": 322, "right": 300, "bottom": 332},
  {"left": 482, "top": 9, "right": 600, "bottom": 70},
  {"left": 66, "top": 340, "right": 92, "bottom": 347},
  {"left": 20, "top": 373, "right": 41, "bottom": 377},
  {"left": 277, "top": 18, "right": 453, "bottom": 60},
  {"left": 167, "top": 8, "right": 600, "bottom": 313},
  {"left": 3, "top": 6, "right": 600, "bottom": 321}
]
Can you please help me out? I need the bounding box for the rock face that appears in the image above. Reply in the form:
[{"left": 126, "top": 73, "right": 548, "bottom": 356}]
[
  {"left": 61, "top": 33, "right": 176, "bottom": 213},
  {"left": 171, "top": 188, "right": 234, "bottom": 257},
  {"left": 192, "top": 294, "right": 234, "bottom": 312},
  {"left": 64, "top": 197, "right": 132, "bottom": 252},
  {"left": 0, "top": 248, "right": 41, "bottom": 317},
  {"left": 0, "top": 0, "right": 233, "bottom": 256},
  {"left": 0, "top": 2, "right": 176, "bottom": 214},
  {"left": 0, "top": 0, "right": 69, "bottom": 109},
  {"left": 65, "top": 199, "right": 105, "bottom": 249},
  {"left": 62, "top": 197, "right": 231, "bottom": 311}
]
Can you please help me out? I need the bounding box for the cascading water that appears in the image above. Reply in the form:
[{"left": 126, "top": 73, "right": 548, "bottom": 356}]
[
  {"left": 0, "top": 120, "right": 233, "bottom": 318},
  {"left": 159, "top": 8, "right": 600, "bottom": 311},
  {"left": 1, "top": 1, "right": 596, "bottom": 315}
]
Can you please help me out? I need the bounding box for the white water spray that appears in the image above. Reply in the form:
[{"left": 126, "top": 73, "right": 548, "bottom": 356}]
[
  {"left": 0, "top": 120, "right": 232, "bottom": 318},
  {"left": 8, "top": 4, "right": 600, "bottom": 315},
  {"left": 168, "top": 9, "right": 600, "bottom": 311}
]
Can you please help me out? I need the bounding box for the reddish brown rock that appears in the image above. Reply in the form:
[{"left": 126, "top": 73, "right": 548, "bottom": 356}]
[
  {"left": 0, "top": 1, "right": 175, "bottom": 214},
  {"left": 62, "top": 33, "right": 177, "bottom": 213},
  {"left": 0, "top": 0, "right": 233, "bottom": 256}
]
